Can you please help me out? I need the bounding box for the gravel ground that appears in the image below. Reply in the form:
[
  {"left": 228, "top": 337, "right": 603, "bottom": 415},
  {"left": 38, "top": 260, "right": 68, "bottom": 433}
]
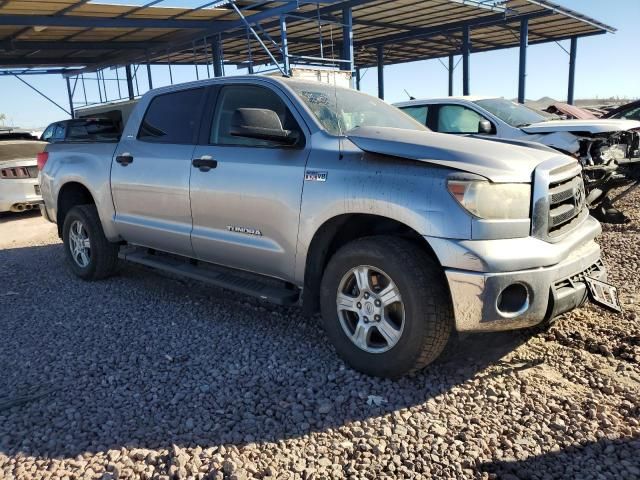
[{"left": 0, "top": 197, "right": 639, "bottom": 480}]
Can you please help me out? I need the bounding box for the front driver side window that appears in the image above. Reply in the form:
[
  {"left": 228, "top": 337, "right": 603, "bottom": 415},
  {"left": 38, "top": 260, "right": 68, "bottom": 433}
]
[
  {"left": 211, "top": 85, "right": 301, "bottom": 147},
  {"left": 437, "top": 105, "right": 486, "bottom": 134}
]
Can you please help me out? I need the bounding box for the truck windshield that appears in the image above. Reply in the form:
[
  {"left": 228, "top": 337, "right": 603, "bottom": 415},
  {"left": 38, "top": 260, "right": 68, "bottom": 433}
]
[
  {"left": 289, "top": 82, "right": 429, "bottom": 135},
  {"left": 473, "top": 98, "right": 547, "bottom": 127}
]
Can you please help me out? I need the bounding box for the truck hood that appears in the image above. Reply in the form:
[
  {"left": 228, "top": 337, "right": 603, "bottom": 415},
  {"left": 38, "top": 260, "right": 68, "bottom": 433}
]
[
  {"left": 347, "top": 126, "right": 566, "bottom": 183},
  {"left": 521, "top": 119, "right": 640, "bottom": 134}
]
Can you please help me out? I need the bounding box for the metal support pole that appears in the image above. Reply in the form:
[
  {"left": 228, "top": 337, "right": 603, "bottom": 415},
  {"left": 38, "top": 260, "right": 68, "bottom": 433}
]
[
  {"left": 280, "top": 15, "right": 290, "bottom": 75},
  {"left": 355, "top": 67, "right": 361, "bottom": 91},
  {"left": 146, "top": 63, "right": 153, "bottom": 89},
  {"left": 567, "top": 36, "right": 577, "bottom": 105},
  {"left": 65, "top": 77, "right": 74, "bottom": 118},
  {"left": 229, "top": 2, "right": 287, "bottom": 77},
  {"left": 246, "top": 28, "right": 254, "bottom": 74},
  {"left": 12, "top": 74, "right": 70, "bottom": 115},
  {"left": 462, "top": 25, "right": 470, "bottom": 96},
  {"left": 134, "top": 65, "right": 140, "bottom": 96},
  {"left": 115, "top": 67, "right": 122, "bottom": 99},
  {"left": 193, "top": 43, "right": 199, "bottom": 80},
  {"left": 96, "top": 72, "right": 103, "bottom": 103},
  {"left": 448, "top": 54, "right": 454, "bottom": 96},
  {"left": 377, "top": 45, "right": 384, "bottom": 100},
  {"left": 341, "top": 6, "right": 353, "bottom": 72},
  {"left": 81, "top": 74, "right": 87, "bottom": 105},
  {"left": 517, "top": 17, "right": 528, "bottom": 104},
  {"left": 125, "top": 64, "right": 134, "bottom": 100},
  {"left": 102, "top": 70, "right": 108, "bottom": 102},
  {"left": 203, "top": 38, "right": 211, "bottom": 78},
  {"left": 211, "top": 36, "right": 223, "bottom": 77}
]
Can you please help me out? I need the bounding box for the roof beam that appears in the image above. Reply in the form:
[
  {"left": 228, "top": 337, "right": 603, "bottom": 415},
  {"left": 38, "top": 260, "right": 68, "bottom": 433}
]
[
  {"left": 356, "top": 11, "right": 552, "bottom": 48},
  {"left": 0, "top": 41, "right": 166, "bottom": 51},
  {"left": 0, "top": 15, "right": 216, "bottom": 29},
  {"left": 0, "top": 59, "right": 95, "bottom": 67},
  {"left": 63, "top": 1, "right": 304, "bottom": 75},
  {"left": 0, "top": 68, "right": 81, "bottom": 76}
]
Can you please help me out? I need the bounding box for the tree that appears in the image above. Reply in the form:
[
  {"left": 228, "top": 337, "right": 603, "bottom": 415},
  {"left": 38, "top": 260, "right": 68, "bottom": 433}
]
[{"left": 0, "top": 113, "right": 5, "bottom": 126}]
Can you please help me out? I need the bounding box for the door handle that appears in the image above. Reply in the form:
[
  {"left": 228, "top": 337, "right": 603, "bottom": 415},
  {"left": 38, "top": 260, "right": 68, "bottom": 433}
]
[
  {"left": 192, "top": 156, "right": 218, "bottom": 172},
  {"left": 116, "top": 153, "right": 134, "bottom": 166}
]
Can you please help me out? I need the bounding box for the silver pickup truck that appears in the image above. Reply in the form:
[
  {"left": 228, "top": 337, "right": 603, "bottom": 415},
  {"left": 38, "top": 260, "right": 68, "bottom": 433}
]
[{"left": 39, "top": 76, "right": 614, "bottom": 378}]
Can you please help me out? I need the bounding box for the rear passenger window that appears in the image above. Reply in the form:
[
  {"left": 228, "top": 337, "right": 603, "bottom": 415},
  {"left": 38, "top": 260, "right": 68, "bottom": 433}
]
[{"left": 138, "top": 88, "right": 204, "bottom": 144}]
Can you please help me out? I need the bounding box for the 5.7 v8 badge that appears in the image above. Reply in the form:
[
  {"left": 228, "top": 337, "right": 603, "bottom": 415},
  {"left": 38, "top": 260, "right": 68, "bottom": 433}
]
[{"left": 305, "top": 170, "right": 328, "bottom": 182}]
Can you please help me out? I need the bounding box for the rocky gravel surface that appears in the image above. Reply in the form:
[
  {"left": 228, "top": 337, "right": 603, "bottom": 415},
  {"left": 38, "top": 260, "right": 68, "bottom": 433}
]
[{"left": 0, "top": 201, "right": 639, "bottom": 480}]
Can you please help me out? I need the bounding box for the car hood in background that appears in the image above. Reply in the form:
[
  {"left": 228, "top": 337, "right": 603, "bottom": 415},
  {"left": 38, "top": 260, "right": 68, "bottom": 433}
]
[
  {"left": 347, "top": 126, "right": 566, "bottom": 183},
  {"left": 521, "top": 119, "right": 640, "bottom": 134}
]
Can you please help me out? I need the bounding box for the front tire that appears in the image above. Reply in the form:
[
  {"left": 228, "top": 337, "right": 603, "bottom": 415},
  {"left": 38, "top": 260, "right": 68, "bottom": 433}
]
[
  {"left": 62, "top": 205, "right": 119, "bottom": 280},
  {"left": 320, "top": 236, "right": 453, "bottom": 378}
]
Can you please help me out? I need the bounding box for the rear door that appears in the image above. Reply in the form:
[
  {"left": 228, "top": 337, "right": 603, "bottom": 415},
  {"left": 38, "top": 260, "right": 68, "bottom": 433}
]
[
  {"left": 110, "top": 87, "right": 206, "bottom": 257},
  {"left": 189, "top": 83, "right": 311, "bottom": 280}
]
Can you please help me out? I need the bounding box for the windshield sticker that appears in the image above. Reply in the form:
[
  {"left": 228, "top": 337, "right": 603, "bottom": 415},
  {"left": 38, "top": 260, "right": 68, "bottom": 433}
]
[{"left": 300, "top": 91, "right": 330, "bottom": 105}]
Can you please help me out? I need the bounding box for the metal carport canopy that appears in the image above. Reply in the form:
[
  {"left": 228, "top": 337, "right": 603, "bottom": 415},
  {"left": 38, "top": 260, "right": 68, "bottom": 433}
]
[{"left": 0, "top": 0, "right": 615, "bottom": 106}]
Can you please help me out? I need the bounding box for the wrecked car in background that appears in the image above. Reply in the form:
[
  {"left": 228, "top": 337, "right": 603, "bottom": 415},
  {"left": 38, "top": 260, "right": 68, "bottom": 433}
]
[
  {"left": 543, "top": 102, "right": 597, "bottom": 120},
  {"left": 0, "top": 127, "right": 45, "bottom": 213},
  {"left": 603, "top": 99, "right": 640, "bottom": 122},
  {"left": 396, "top": 96, "right": 640, "bottom": 222}
]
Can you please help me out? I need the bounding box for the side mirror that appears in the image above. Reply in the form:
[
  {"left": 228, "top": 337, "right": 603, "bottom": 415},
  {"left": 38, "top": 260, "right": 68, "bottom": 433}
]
[
  {"left": 229, "top": 108, "right": 299, "bottom": 146},
  {"left": 478, "top": 119, "right": 494, "bottom": 134}
]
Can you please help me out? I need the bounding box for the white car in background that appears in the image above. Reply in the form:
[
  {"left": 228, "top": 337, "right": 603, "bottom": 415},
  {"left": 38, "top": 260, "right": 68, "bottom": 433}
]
[
  {"left": 395, "top": 97, "right": 640, "bottom": 223},
  {"left": 394, "top": 96, "right": 640, "bottom": 166},
  {"left": 0, "top": 128, "right": 46, "bottom": 213}
]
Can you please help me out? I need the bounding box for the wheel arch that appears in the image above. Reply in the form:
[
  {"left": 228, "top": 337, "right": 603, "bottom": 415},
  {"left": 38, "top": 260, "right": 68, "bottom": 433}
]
[
  {"left": 56, "top": 181, "right": 96, "bottom": 238},
  {"left": 301, "top": 213, "right": 440, "bottom": 315}
]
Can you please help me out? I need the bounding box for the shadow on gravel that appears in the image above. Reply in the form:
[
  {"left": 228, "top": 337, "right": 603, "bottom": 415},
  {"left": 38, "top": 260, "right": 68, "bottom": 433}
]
[
  {"left": 0, "top": 209, "right": 40, "bottom": 224},
  {"left": 0, "top": 243, "right": 535, "bottom": 459},
  {"left": 478, "top": 437, "right": 640, "bottom": 479}
]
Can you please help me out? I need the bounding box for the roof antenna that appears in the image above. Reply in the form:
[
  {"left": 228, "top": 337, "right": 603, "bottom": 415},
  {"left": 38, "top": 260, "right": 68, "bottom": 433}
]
[{"left": 404, "top": 89, "right": 415, "bottom": 100}]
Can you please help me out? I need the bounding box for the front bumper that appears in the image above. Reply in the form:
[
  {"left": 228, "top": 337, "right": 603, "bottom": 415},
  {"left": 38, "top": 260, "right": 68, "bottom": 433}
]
[{"left": 441, "top": 231, "right": 605, "bottom": 332}]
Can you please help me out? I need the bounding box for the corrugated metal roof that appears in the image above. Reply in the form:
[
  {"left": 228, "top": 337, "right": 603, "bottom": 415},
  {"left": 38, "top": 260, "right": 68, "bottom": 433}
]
[{"left": 0, "top": 0, "right": 615, "bottom": 71}]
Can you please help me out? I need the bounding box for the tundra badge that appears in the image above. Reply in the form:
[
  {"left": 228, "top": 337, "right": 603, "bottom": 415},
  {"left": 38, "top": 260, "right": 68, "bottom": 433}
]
[{"left": 227, "top": 225, "right": 262, "bottom": 236}]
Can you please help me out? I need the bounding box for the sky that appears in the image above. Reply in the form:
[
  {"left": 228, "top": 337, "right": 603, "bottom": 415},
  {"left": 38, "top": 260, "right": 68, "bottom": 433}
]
[{"left": 0, "top": 0, "right": 638, "bottom": 128}]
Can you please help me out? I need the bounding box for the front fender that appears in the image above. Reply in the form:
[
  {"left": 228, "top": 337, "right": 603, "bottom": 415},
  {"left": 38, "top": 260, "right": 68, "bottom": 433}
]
[{"left": 294, "top": 147, "right": 472, "bottom": 283}]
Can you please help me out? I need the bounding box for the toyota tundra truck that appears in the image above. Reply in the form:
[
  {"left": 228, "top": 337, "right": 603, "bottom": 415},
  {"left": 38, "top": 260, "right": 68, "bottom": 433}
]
[{"left": 38, "top": 76, "right": 617, "bottom": 378}]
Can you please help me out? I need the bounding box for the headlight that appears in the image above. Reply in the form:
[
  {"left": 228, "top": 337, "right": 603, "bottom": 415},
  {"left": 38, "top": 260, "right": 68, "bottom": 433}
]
[{"left": 447, "top": 179, "right": 531, "bottom": 220}]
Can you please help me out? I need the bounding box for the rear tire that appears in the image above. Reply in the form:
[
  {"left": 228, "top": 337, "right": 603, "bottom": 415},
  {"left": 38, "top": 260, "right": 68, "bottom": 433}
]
[
  {"left": 320, "top": 236, "right": 453, "bottom": 378},
  {"left": 62, "top": 205, "right": 119, "bottom": 280}
]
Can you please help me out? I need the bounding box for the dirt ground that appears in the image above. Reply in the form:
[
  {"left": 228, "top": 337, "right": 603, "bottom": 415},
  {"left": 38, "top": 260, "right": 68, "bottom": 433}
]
[{"left": 0, "top": 195, "right": 638, "bottom": 479}]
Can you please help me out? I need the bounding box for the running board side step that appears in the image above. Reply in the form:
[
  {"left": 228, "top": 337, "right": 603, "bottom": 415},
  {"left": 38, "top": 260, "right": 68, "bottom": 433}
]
[{"left": 119, "top": 248, "right": 300, "bottom": 306}]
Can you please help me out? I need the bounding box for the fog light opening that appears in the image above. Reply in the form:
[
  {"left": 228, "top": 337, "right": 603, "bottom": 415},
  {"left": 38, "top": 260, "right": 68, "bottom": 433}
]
[{"left": 497, "top": 283, "right": 529, "bottom": 317}]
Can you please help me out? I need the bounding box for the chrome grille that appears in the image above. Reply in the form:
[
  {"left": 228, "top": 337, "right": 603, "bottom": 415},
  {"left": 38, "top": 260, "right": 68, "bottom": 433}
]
[
  {"left": 531, "top": 158, "right": 587, "bottom": 243},
  {"left": 547, "top": 174, "right": 587, "bottom": 237}
]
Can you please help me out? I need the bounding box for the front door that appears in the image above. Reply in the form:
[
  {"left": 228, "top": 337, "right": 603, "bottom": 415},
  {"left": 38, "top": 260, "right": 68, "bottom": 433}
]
[
  {"left": 111, "top": 87, "right": 206, "bottom": 257},
  {"left": 190, "top": 84, "right": 310, "bottom": 281},
  {"left": 432, "top": 103, "right": 494, "bottom": 135}
]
